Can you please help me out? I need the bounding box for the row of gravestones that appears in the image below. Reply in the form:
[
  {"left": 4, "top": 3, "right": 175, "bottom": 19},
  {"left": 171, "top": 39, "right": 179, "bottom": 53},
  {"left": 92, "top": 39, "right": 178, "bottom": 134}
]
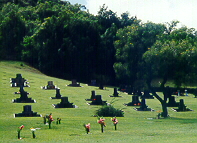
[
  {"left": 59, "top": 85, "right": 193, "bottom": 112},
  {"left": 10, "top": 74, "right": 40, "bottom": 117},
  {"left": 119, "top": 85, "right": 193, "bottom": 112},
  {"left": 42, "top": 80, "right": 105, "bottom": 89},
  {"left": 10, "top": 74, "right": 111, "bottom": 117},
  {"left": 119, "top": 85, "right": 197, "bottom": 97},
  {"left": 11, "top": 74, "right": 193, "bottom": 117}
]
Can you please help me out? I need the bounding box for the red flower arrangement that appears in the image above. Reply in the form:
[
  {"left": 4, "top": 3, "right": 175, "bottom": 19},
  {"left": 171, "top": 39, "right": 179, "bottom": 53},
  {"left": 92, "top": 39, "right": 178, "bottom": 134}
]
[
  {"left": 111, "top": 117, "right": 118, "bottom": 125},
  {"left": 98, "top": 118, "right": 106, "bottom": 126}
]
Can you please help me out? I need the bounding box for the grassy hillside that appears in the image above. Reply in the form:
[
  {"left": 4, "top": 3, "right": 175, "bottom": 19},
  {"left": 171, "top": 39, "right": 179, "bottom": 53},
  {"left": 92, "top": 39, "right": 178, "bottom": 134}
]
[{"left": 1, "top": 61, "right": 197, "bottom": 143}]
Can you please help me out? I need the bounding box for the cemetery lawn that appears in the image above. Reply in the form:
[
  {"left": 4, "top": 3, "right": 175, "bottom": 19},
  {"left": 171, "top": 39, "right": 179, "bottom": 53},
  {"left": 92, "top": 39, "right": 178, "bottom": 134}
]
[{"left": 1, "top": 61, "right": 197, "bottom": 143}]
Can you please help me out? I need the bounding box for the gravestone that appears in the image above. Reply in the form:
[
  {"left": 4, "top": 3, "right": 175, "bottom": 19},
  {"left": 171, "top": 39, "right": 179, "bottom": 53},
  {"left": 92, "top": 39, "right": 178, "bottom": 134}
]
[
  {"left": 51, "top": 88, "right": 62, "bottom": 99},
  {"left": 167, "top": 96, "right": 179, "bottom": 107},
  {"left": 13, "top": 88, "right": 35, "bottom": 103},
  {"left": 42, "top": 81, "right": 57, "bottom": 89},
  {"left": 134, "top": 98, "right": 154, "bottom": 111},
  {"left": 53, "top": 97, "right": 77, "bottom": 108},
  {"left": 85, "top": 90, "right": 96, "bottom": 101},
  {"left": 99, "top": 83, "right": 104, "bottom": 90},
  {"left": 89, "top": 95, "right": 107, "bottom": 105},
  {"left": 172, "top": 99, "right": 193, "bottom": 112},
  {"left": 125, "top": 95, "right": 141, "bottom": 106},
  {"left": 193, "top": 88, "right": 197, "bottom": 98},
  {"left": 19, "top": 86, "right": 25, "bottom": 93},
  {"left": 142, "top": 90, "right": 154, "bottom": 99},
  {"left": 172, "top": 89, "right": 184, "bottom": 96},
  {"left": 139, "top": 98, "right": 148, "bottom": 110},
  {"left": 67, "top": 79, "right": 81, "bottom": 87},
  {"left": 179, "top": 99, "right": 187, "bottom": 111},
  {"left": 14, "top": 86, "right": 29, "bottom": 94},
  {"left": 15, "top": 105, "right": 41, "bottom": 117},
  {"left": 11, "top": 74, "right": 29, "bottom": 87},
  {"left": 88, "top": 80, "right": 97, "bottom": 86},
  {"left": 47, "top": 81, "right": 55, "bottom": 89},
  {"left": 109, "top": 88, "right": 121, "bottom": 97},
  {"left": 113, "top": 88, "right": 119, "bottom": 97},
  {"left": 118, "top": 84, "right": 127, "bottom": 92}
]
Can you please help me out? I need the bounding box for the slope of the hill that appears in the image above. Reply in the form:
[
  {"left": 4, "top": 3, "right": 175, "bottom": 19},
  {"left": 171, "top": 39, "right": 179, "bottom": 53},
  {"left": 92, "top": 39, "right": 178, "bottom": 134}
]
[{"left": 1, "top": 61, "right": 197, "bottom": 143}]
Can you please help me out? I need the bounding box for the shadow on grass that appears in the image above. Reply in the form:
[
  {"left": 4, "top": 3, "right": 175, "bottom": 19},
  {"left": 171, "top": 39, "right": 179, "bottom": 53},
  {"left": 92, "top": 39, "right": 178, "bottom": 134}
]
[{"left": 146, "top": 117, "right": 197, "bottom": 124}]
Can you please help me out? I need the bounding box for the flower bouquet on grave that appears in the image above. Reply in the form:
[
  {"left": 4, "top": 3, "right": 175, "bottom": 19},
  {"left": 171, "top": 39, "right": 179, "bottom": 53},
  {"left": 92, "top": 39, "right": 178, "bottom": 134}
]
[
  {"left": 97, "top": 117, "right": 106, "bottom": 133},
  {"left": 30, "top": 127, "right": 41, "bottom": 138},
  {"left": 98, "top": 117, "right": 106, "bottom": 126},
  {"left": 48, "top": 113, "right": 54, "bottom": 129},
  {"left": 17, "top": 125, "right": 24, "bottom": 139},
  {"left": 83, "top": 123, "right": 91, "bottom": 134},
  {"left": 111, "top": 117, "right": 118, "bottom": 130}
]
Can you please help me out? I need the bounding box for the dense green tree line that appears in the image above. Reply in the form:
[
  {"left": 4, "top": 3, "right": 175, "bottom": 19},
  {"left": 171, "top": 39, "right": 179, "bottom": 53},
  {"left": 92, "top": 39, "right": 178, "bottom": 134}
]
[
  {"left": 0, "top": 0, "right": 137, "bottom": 83},
  {"left": 1, "top": 0, "right": 197, "bottom": 94}
]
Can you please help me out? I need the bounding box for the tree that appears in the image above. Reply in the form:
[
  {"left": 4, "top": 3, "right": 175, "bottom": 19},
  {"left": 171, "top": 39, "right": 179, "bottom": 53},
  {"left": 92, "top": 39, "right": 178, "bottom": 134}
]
[
  {"left": 97, "top": 4, "right": 120, "bottom": 33},
  {"left": 97, "top": 23, "right": 117, "bottom": 84},
  {"left": 143, "top": 32, "right": 197, "bottom": 117},
  {"left": 0, "top": 3, "right": 26, "bottom": 60},
  {"left": 120, "top": 12, "right": 139, "bottom": 28},
  {"left": 114, "top": 22, "right": 165, "bottom": 85}
]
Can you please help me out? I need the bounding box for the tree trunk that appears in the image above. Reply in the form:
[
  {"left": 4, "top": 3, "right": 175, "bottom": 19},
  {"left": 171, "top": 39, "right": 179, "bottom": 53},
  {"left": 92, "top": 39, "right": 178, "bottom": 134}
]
[
  {"left": 146, "top": 79, "right": 169, "bottom": 118},
  {"left": 161, "top": 101, "right": 168, "bottom": 118}
]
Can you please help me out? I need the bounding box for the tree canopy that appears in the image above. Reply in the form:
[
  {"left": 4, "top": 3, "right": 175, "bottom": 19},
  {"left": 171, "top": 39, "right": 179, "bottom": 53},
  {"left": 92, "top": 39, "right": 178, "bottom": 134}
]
[{"left": 0, "top": 0, "right": 197, "bottom": 91}]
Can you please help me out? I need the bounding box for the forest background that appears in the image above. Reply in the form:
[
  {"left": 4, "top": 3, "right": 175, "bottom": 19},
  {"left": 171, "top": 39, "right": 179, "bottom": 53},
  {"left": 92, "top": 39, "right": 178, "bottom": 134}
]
[{"left": 1, "top": 0, "right": 197, "bottom": 88}]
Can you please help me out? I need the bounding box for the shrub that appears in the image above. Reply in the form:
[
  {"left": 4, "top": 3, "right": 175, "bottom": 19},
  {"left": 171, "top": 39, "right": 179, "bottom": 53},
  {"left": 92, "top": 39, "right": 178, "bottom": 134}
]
[{"left": 96, "top": 105, "right": 124, "bottom": 117}]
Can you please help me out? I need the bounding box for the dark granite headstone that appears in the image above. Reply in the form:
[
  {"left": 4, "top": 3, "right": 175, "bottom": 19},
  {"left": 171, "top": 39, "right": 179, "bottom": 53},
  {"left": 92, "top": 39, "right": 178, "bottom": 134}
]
[
  {"left": 53, "top": 97, "right": 76, "bottom": 108},
  {"left": 47, "top": 81, "right": 55, "bottom": 89},
  {"left": 89, "top": 95, "right": 107, "bottom": 105},
  {"left": 88, "top": 80, "right": 97, "bottom": 86},
  {"left": 134, "top": 98, "right": 154, "bottom": 111},
  {"left": 19, "top": 86, "right": 25, "bottom": 93},
  {"left": 67, "top": 79, "right": 81, "bottom": 87},
  {"left": 99, "top": 83, "right": 104, "bottom": 90},
  {"left": 56, "top": 88, "right": 61, "bottom": 98},
  {"left": 14, "top": 86, "right": 29, "bottom": 94},
  {"left": 11, "top": 74, "right": 29, "bottom": 87},
  {"left": 167, "top": 96, "right": 179, "bottom": 107},
  {"left": 113, "top": 88, "right": 119, "bottom": 97},
  {"left": 85, "top": 90, "right": 96, "bottom": 101},
  {"left": 13, "top": 88, "right": 35, "bottom": 103},
  {"left": 91, "top": 90, "right": 96, "bottom": 99},
  {"left": 109, "top": 88, "right": 121, "bottom": 97},
  {"left": 118, "top": 85, "right": 127, "bottom": 92},
  {"left": 42, "top": 81, "right": 56, "bottom": 89},
  {"left": 125, "top": 95, "right": 141, "bottom": 106},
  {"left": 172, "top": 99, "right": 193, "bottom": 112},
  {"left": 179, "top": 99, "right": 187, "bottom": 111},
  {"left": 139, "top": 98, "right": 148, "bottom": 110},
  {"left": 15, "top": 105, "right": 41, "bottom": 117},
  {"left": 51, "top": 88, "right": 62, "bottom": 99}
]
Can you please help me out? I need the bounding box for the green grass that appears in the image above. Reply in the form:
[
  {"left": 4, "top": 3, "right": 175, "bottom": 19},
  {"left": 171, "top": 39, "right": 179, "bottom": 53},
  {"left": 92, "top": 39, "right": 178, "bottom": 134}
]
[{"left": 1, "top": 61, "right": 197, "bottom": 143}]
